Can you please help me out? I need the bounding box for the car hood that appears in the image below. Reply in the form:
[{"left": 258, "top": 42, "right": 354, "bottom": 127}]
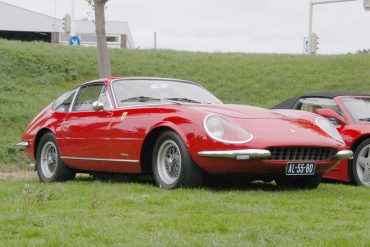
[
  {"left": 185, "top": 104, "right": 344, "bottom": 147},
  {"left": 189, "top": 104, "right": 287, "bottom": 119}
]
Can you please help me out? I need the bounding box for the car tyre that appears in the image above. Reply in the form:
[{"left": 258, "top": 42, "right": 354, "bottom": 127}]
[
  {"left": 36, "top": 133, "right": 76, "bottom": 182},
  {"left": 275, "top": 173, "right": 322, "bottom": 190},
  {"left": 350, "top": 139, "right": 370, "bottom": 187},
  {"left": 152, "top": 131, "right": 204, "bottom": 189}
]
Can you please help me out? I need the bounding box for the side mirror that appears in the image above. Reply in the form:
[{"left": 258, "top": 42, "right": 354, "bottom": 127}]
[
  {"left": 92, "top": 101, "right": 105, "bottom": 111},
  {"left": 315, "top": 108, "right": 346, "bottom": 125}
]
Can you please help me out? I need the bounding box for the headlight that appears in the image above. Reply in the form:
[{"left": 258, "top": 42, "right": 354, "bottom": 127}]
[
  {"left": 316, "top": 117, "right": 344, "bottom": 144},
  {"left": 204, "top": 115, "right": 253, "bottom": 143}
]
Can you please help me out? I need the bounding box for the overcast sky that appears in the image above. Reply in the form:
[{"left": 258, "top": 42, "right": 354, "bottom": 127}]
[{"left": 2, "top": 0, "right": 370, "bottom": 54}]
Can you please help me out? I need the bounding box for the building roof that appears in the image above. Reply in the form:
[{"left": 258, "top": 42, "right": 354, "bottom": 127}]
[{"left": 0, "top": 1, "right": 134, "bottom": 47}]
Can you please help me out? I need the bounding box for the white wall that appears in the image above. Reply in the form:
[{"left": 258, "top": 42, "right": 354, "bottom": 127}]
[{"left": 0, "top": 1, "right": 61, "bottom": 32}]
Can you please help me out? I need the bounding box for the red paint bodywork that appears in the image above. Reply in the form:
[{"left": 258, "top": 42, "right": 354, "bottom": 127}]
[
  {"left": 321, "top": 96, "right": 370, "bottom": 182},
  {"left": 21, "top": 78, "right": 347, "bottom": 177}
]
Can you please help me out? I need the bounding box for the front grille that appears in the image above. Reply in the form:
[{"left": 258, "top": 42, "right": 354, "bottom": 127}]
[{"left": 267, "top": 147, "right": 336, "bottom": 161}]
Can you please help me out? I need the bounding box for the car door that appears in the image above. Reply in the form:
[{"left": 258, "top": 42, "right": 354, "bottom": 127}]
[{"left": 61, "top": 82, "right": 113, "bottom": 167}]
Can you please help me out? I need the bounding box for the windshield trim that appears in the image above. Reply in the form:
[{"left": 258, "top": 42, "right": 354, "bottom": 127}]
[{"left": 109, "top": 78, "right": 222, "bottom": 108}]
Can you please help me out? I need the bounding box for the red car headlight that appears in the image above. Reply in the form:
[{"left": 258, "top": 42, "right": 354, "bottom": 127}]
[{"left": 204, "top": 114, "right": 253, "bottom": 144}]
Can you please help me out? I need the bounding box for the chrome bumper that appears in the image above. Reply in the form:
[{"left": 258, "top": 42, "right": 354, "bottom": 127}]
[
  {"left": 335, "top": 150, "right": 353, "bottom": 160},
  {"left": 198, "top": 149, "right": 271, "bottom": 160},
  {"left": 15, "top": 142, "right": 29, "bottom": 151},
  {"left": 198, "top": 149, "right": 354, "bottom": 161}
]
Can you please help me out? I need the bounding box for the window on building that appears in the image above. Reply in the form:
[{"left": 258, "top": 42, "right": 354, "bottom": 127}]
[{"left": 106, "top": 36, "right": 119, "bottom": 42}]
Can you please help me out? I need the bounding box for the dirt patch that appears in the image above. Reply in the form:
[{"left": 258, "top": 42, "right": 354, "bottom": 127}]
[
  {"left": 0, "top": 171, "right": 36, "bottom": 181},
  {"left": 0, "top": 164, "right": 36, "bottom": 181}
]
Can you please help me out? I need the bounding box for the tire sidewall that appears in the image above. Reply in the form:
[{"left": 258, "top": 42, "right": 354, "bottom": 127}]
[
  {"left": 36, "top": 133, "right": 63, "bottom": 182},
  {"left": 351, "top": 139, "right": 370, "bottom": 186},
  {"left": 152, "top": 131, "right": 190, "bottom": 189}
]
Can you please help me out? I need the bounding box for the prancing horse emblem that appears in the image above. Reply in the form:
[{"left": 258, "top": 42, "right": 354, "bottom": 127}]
[{"left": 121, "top": 112, "right": 128, "bottom": 121}]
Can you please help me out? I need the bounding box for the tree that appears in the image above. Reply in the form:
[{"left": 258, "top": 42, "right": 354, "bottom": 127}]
[{"left": 86, "top": 0, "right": 111, "bottom": 78}]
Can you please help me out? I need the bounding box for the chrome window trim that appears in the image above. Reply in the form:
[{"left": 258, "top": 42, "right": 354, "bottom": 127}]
[
  {"left": 61, "top": 156, "right": 140, "bottom": 163},
  {"left": 68, "top": 86, "right": 80, "bottom": 112}
]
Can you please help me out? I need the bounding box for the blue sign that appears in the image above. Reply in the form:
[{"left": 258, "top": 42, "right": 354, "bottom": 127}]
[{"left": 69, "top": 35, "right": 81, "bottom": 46}]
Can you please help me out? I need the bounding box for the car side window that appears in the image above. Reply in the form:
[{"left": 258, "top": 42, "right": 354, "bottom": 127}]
[
  {"left": 73, "top": 84, "right": 104, "bottom": 112},
  {"left": 52, "top": 89, "right": 77, "bottom": 112},
  {"left": 296, "top": 98, "right": 343, "bottom": 116}
]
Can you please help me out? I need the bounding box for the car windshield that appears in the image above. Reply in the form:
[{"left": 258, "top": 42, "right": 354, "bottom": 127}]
[
  {"left": 340, "top": 97, "right": 370, "bottom": 123},
  {"left": 111, "top": 79, "right": 222, "bottom": 107}
]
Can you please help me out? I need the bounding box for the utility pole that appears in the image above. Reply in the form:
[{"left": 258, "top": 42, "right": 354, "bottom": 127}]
[
  {"left": 154, "top": 32, "right": 157, "bottom": 50},
  {"left": 70, "top": 0, "right": 76, "bottom": 36},
  {"left": 308, "top": 0, "right": 357, "bottom": 54}
]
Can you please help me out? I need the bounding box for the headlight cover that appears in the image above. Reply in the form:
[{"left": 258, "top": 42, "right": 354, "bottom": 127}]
[
  {"left": 204, "top": 114, "right": 253, "bottom": 143},
  {"left": 316, "top": 117, "right": 344, "bottom": 144}
]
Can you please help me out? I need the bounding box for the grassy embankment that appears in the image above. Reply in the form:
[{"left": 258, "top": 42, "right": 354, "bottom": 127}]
[
  {"left": 0, "top": 40, "right": 370, "bottom": 246},
  {"left": 1, "top": 39, "right": 369, "bottom": 166}
]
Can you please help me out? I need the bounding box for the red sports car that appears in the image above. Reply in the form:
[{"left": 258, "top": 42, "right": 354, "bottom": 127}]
[
  {"left": 16, "top": 78, "right": 353, "bottom": 189},
  {"left": 273, "top": 92, "right": 370, "bottom": 186}
]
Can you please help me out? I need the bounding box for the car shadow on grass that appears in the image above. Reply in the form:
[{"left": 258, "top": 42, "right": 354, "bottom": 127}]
[{"left": 74, "top": 173, "right": 279, "bottom": 192}]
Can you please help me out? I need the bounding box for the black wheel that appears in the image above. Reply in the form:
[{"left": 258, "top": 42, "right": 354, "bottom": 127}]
[
  {"left": 36, "top": 133, "right": 76, "bottom": 182},
  {"left": 350, "top": 139, "right": 370, "bottom": 186},
  {"left": 152, "top": 131, "right": 204, "bottom": 189},
  {"left": 275, "top": 174, "right": 322, "bottom": 190}
]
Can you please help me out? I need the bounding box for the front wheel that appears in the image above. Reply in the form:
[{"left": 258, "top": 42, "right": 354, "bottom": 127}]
[
  {"left": 152, "top": 131, "right": 204, "bottom": 189},
  {"left": 351, "top": 139, "right": 370, "bottom": 187},
  {"left": 36, "top": 133, "right": 76, "bottom": 182},
  {"left": 275, "top": 174, "right": 322, "bottom": 190}
]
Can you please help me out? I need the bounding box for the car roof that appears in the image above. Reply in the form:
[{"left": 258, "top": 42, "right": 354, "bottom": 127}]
[
  {"left": 272, "top": 92, "right": 370, "bottom": 109},
  {"left": 81, "top": 77, "right": 201, "bottom": 87},
  {"left": 299, "top": 92, "right": 370, "bottom": 98}
]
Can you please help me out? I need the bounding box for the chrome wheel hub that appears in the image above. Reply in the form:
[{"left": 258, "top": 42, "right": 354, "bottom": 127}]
[
  {"left": 40, "top": 141, "right": 58, "bottom": 179},
  {"left": 157, "top": 140, "right": 181, "bottom": 185},
  {"left": 356, "top": 144, "right": 370, "bottom": 186}
]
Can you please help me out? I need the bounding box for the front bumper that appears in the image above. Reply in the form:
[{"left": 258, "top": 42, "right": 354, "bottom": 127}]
[
  {"left": 15, "top": 141, "right": 29, "bottom": 151},
  {"left": 335, "top": 150, "right": 354, "bottom": 160},
  {"left": 198, "top": 149, "right": 353, "bottom": 160},
  {"left": 198, "top": 149, "right": 271, "bottom": 160}
]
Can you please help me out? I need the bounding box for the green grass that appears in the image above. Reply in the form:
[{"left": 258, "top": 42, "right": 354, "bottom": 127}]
[
  {"left": 1, "top": 39, "right": 370, "bottom": 246},
  {"left": 0, "top": 178, "right": 369, "bottom": 246},
  {"left": 1, "top": 39, "right": 370, "bottom": 165}
]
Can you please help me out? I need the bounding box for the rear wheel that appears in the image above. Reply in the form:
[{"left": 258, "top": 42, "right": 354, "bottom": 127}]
[
  {"left": 275, "top": 174, "right": 322, "bottom": 190},
  {"left": 36, "top": 133, "right": 75, "bottom": 182},
  {"left": 152, "top": 131, "right": 204, "bottom": 189},
  {"left": 350, "top": 139, "right": 370, "bottom": 187}
]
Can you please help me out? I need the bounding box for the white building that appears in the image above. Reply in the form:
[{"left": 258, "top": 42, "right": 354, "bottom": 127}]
[{"left": 0, "top": 1, "right": 134, "bottom": 48}]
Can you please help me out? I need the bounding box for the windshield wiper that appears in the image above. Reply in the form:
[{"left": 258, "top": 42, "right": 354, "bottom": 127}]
[
  {"left": 120, "top": 96, "right": 161, "bottom": 103},
  {"left": 358, "top": 118, "right": 370, "bottom": 122},
  {"left": 165, "top": 97, "right": 201, "bottom": 104}
]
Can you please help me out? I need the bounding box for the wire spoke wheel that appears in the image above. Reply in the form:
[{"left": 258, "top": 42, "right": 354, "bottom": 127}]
[
  {"left": 40, "top": 141, "right": 58, "bottom": 179},
  {"left": 355, "top": 143, "right": 370, "bottom": 186},
  {"left": 152, "top": 131, "right": 204, "bottom": 189},
  {"left": 157, "top": 140, "right": 182, "bottom": 185}
]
